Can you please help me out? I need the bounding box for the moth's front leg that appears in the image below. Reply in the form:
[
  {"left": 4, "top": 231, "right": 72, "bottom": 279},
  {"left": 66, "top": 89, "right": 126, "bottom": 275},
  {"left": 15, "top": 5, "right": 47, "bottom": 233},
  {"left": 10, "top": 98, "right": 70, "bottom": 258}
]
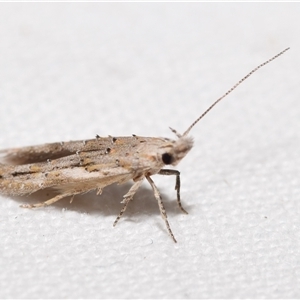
[{"left": 158, "top": 169, "right": 188, "bottom": 214}]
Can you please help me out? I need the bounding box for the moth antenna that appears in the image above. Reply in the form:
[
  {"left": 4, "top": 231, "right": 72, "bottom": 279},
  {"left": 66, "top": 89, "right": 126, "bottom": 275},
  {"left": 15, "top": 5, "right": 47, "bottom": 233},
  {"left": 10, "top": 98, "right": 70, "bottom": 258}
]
[{"left": 183, "top": 47, "right": 290, "bottom": 137}]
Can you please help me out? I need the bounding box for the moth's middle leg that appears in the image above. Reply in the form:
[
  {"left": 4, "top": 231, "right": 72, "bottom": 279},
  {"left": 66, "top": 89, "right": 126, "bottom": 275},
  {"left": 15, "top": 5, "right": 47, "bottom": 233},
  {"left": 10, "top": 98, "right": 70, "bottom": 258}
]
[{"left": 146, "top": 175, "right": 177, "bottom": 243}]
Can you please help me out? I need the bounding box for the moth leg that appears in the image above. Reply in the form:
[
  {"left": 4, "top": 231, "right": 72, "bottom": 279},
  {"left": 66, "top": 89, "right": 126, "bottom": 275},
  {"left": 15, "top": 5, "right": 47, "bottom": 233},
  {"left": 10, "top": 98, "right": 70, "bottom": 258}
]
[
  {"left": 146, "top": 175, "right": 177, "bottom": 243},
  {"left": 69, "top": 194, "right": 75, "bottom": 204},
  {"left": 21, "top": 192, "right": 75, "bottom": 208},
  {"left": 113, "top": 179, "right": 144, "bottom": 227},
  {"left": 158, "top": 169, "right": 188, "bottom": 214}
]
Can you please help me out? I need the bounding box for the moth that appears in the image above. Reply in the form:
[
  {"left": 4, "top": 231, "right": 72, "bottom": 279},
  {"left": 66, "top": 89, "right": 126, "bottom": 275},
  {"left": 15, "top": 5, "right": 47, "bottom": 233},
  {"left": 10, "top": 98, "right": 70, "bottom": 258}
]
[{"left": 0, "top": 48, "right": 289, "bottom": 242}]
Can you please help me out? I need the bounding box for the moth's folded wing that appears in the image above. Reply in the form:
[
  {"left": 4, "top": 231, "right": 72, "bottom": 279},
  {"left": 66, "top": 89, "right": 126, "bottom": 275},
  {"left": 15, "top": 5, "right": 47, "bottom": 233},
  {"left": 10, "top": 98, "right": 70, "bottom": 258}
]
[{"left": 0, "top": 139, "right": 104, "bottom": 165}]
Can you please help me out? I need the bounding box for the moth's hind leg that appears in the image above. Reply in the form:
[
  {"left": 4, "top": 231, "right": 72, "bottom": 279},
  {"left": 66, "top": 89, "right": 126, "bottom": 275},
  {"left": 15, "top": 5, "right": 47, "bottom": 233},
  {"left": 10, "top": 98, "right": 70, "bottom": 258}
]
[
  {"left": 113, "top": 179, "right": 144, "bottom": 227},
  {"left": 158, "top": 169, "right": 188, "bottom": 214},
  {"left": 21, "top": 192, "right": 75, "bottom": 208}
]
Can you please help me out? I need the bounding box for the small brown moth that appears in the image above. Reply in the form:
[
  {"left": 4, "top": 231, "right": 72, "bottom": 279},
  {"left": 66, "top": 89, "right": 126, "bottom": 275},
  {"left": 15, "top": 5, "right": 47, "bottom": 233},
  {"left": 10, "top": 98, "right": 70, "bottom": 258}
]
[{"left": 0, "top": 48, "right": 289, "bottom": 242}]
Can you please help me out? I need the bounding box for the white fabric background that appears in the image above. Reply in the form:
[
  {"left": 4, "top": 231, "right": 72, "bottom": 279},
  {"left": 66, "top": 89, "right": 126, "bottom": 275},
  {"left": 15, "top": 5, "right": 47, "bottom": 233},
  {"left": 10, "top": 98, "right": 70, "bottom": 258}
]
[{"left": 0, "top": 3, "right": 299, "bottom": 298}]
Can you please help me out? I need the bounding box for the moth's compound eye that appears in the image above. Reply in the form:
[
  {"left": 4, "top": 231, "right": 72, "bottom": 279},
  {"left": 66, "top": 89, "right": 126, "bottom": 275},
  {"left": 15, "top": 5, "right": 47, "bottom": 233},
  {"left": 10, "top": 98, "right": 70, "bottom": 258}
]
[{"left": 162, "top": 153, "right": 173, "bottom": 165}]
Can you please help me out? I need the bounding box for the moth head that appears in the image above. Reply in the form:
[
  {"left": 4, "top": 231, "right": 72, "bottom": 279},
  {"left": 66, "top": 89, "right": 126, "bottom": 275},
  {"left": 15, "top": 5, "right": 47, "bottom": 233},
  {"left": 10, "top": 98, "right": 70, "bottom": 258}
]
[{"left": 160, "top": 135, "right": 194, "bottom": 166}]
